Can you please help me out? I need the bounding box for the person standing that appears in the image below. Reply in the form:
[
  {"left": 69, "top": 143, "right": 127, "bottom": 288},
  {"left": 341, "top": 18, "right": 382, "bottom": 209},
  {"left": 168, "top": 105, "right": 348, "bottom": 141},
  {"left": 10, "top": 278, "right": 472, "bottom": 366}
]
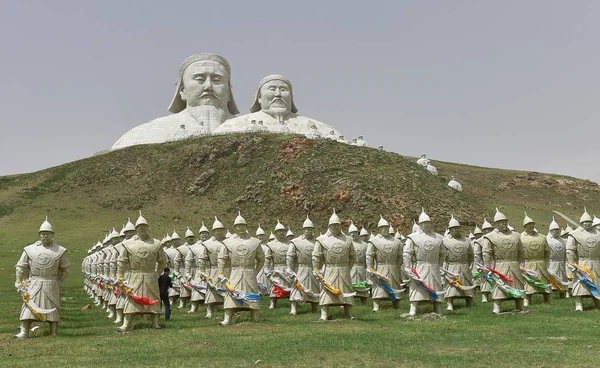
[{"left": 158, "top": 267, "right": 173, "bottom": 320}]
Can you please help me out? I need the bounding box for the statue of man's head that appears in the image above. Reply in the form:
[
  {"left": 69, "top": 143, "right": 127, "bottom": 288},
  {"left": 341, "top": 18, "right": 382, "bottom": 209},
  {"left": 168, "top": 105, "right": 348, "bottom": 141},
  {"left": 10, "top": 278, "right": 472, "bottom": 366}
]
[
  {"left": 168, "top": 54, "right": 239, "bottom": 115},
  {"left": 250, "top": 75, "right": 298, "bottom": 119}
]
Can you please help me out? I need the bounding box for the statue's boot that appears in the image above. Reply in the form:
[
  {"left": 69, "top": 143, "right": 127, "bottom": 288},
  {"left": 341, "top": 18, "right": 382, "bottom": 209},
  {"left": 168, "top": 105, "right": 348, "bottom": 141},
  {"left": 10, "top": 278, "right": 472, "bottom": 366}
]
[
  {"left": 220, "top": 310, "right": 233, "bottom": 326},
  {"left": 151, "top": 314, "right": 161, "bottom": 329},
  {"left": 466, "top": 297, "right": 474, "bottom": 307},
  {"left": 492, "top": 301, "right": 501, "bottom": 314},
  {"left": 178, "top": 299, "right": 184, "bottom": 309},
  {"left": 372, "top": 300, "right": 380, "bottom": 312},
  {"left": 14, "top": 321, "right": 31, "bottom": 340},
  {"left": 575, "top": 297, "right": 583, "bottom": 311},
  {"left": 205, "top": 304, "right": 214, "bottom": 319},
  {"left": 543, "top": 293, "right": 551, "bottom": 304},
  {"left": 515, "top": 298, "right": 524, "bottom": 312},
  {"left": 446, "top": 298, "right": 454, "bottom": 311},
  {"left": 188, "top": 301, "right": 198, "bottom": 314},
  {"left": 114, "top": 309, "right": 123, "bottom": 324},
  {"left": 319, "top": 306, "right": 328, "bottom": 321},
  {"left": 344, "top": 305, "right": 354, "bottom": 319},
  {"left": 49, "top": 321, "right": 58, "bottom": 336},
  {"left": 565, "top": 290, "right": 570, "bottom": 298},
  {"left": 117, "top": 314, "right": 133, "bottom": 332},
  {"left": 107, "top": 305, "right": 115, "bottom": 319},
  {"left": 433, "top": 302, "right": 442, "bottom": 314},
  {"left": 524, "top": 295, "right": 531, "bottom": 307},
  {"left": 392, "top": 300, "right": 400, "bottom": 310},
  {"left": 269, "top": 298, "right": 277, "bottom": 309},
  {"left": 94, "top": 296, "right": 101, "bottom": 306},
  {"left": 290, "top": 301, "right": 298, "bottom": 315},
  {"left": 409, "top": 302, "right": 418, "bottom": 316},
  {"left": 169, "top": 297, "right": 176, "bottom": 306},
  {"left": 250, "top": 310, "right": 259, "bottom": 322},
  {"left": 481, "top": 293, "right": 488, "bottom": 303}
]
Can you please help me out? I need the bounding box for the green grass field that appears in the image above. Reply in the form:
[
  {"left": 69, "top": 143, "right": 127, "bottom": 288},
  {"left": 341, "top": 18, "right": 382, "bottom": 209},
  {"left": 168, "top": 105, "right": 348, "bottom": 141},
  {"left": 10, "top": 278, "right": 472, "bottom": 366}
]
[{"left": 1, "top": 273, "right": 600, "bottom": 368}]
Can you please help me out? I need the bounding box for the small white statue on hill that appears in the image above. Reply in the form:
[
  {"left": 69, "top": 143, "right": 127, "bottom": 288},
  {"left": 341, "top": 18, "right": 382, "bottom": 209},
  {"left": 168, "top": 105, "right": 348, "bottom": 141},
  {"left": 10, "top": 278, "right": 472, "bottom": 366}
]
[
  {"left": 447, "top": 176, "right": 462, "bottom": 191},
  {"left": 416, "top": 154, "right": 430, "bottom": 167},
  {"left": 426, "top": 163, "right": 438, "bottom": 176}
]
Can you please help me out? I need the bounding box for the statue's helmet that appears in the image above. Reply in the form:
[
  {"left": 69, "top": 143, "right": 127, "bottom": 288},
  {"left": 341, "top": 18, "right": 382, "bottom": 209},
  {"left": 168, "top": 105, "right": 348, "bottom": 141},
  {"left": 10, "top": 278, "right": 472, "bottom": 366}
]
[{"left": 38, "top": 216, "right": 54, "bottom": 233}]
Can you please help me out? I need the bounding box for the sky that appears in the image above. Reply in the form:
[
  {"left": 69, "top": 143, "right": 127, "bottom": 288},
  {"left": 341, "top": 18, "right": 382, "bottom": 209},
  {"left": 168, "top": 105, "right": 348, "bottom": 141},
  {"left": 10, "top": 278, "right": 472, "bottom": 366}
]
[{"left": 1, "top": 1, "right": 599, "bottom": 183}]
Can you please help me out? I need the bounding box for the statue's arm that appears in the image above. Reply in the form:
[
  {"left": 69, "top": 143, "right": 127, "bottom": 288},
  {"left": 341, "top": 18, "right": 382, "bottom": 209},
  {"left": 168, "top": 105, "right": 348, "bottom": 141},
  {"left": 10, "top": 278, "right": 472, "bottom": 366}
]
[
  {"left": 217, "top": 245, "right": 229, "bottom": 275},
  {"left": 58, "top": 251, "right": 70, "bottom": 284},
  {"left": 348, "top": 241, "right": 356, "bottom": 267},
  {"left": 264, "top": 246, "right": 274, "bottom": 270},
  {"left": 255, "top": 244, "right": 265, "bottom": 274},
  {"left": 482, "top": 238, "right": 493, "bottom": 267},
  {"left": 15, "top": 251, "right": 30, "bottom": 283},
  {"left": 402, "top": 239, "right": 415, "bottom": 267},
  {"left": 117, "top": 247, "right": 129, "bottom": 280},
  {"left": 365, "top": 242, "right": 376, "bottom": 269},
  {"left": 286, "top": 243, "right": 296, "bottom": 270},
  {"left": 566, "top": 236, "right": 578, "bottom": 264},
  {"left": 198, "top": 246, "right": 208, "bottom": 273},
  {"left": 157, "top": 246, "right": 167, "bottom": 273},
  {"left": 312, "top": 241, "right": 324, "bottom": 271},
  {"left": 438, "top": 242, "right": 447, "bottom": 267},
  {"left": 467, "top": 241, "right": 474, "bottom": 269}
]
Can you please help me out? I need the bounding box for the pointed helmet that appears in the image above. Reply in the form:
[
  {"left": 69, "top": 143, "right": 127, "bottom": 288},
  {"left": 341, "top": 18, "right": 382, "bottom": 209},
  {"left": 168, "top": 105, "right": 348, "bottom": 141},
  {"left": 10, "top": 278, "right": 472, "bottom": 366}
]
[{"left": 38, "top": 216, "right": 54, "bottom": 233}]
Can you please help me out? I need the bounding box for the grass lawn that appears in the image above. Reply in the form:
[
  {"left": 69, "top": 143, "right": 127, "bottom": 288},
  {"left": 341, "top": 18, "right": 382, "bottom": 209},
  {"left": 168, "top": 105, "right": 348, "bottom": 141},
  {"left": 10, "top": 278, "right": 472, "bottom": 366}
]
[{"left": 1, "top": 274, "right": 599, "bottom": 368}]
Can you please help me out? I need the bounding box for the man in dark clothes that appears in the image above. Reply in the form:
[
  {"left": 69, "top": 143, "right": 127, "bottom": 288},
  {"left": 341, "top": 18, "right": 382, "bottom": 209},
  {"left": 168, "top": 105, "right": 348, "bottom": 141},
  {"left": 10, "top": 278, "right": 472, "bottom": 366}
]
[{"left": 158, "top": 267, "right": 173, "bottom": 320}]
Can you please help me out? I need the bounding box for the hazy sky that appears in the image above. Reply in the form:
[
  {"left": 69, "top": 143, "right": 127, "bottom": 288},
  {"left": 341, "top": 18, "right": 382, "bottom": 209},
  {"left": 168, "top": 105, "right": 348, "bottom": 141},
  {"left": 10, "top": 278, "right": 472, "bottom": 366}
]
[{"left": 1, "top": 1, "right": 599, "bottom": 182}]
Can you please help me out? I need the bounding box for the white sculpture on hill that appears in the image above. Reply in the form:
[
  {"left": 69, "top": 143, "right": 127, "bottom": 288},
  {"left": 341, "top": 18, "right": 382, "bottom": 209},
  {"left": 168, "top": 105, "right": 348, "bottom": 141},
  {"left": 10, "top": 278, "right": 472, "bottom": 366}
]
[
  {"left": 416, "top": 154, "right": 430, "bottom": 167},
  {"left": 426, "top": 163, "right": 438, "bottom": 176},
  {"left": 111, "top": 54, "right": 239, "bottom": 150},
  {"left": 213, "top": 74, "right": 341, "bottom": 138},
  {"left": 447, "top": 176, "right": 462, "bottom": 191}
]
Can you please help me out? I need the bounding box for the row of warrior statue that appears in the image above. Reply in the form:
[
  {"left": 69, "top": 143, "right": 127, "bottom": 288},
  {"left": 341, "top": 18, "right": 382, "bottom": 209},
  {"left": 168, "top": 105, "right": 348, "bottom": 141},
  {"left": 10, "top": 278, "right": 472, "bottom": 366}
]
[{"left": 13, "top": 206, "right": 600, "bottom": 338}]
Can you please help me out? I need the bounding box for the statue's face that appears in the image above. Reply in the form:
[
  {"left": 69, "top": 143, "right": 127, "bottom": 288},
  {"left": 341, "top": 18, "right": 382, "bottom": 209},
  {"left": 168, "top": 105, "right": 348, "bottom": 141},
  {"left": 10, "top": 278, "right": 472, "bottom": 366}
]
[
  {"left": 482, "top": 228, "right": 492, "bottom": 235},
  {"left": 349, "top": 232, "right": 359, "bottom": 241},
  {"left": 186, "top": 236, "right": 196, "bottom": 244},
  {"left": 180, "top": 61, "right": 230, "bottom": 110},
  {"left": 474, "top": 233, "right": 482, "bottom": 239},
  {"left": 124, "top": 230, "right": 135, "bottom": 239},
  {"left": 136, "top": 224, "right": 149, "bottom": 237},
  {"left": 213, "top": 228, "right": 226, "bottom": 240},
  {"left": 524, "top": 223, "right": 535, "bottom": 233},
  {"left": 172, "top": 238, "right": 181, "bottom": 247},
  {"left": 199, "top": 232, "right": 210, "bottom": 241},
  {"left": 39, "top": 231, "right": 54, "bottom": 246},
  {"left": 549, "top": 229, "right": 560, "bottom": 237},
  {"left": 329, "top": 224, "right": 342, "bottom": 236},
  {"left": 495, "top": 220, "right": 508, "bottom": 232},
  {"left": 582, "top": 221, "right": 593, "bottom": 230},
  {"left": 304, "top": 228, "right": 315, "bottom": 240},
  {"left": 450, "top": 227, "right": 461, "bottom": 238},
  {"left": 234, "top": 224, "right": 247, "bottom": 235},
  {"left": 164, "top": 241, "right": 172, "bottom": 248},
  {"left": 360, "top": 234, "right": 369, "bottom": 242},
  {"left": 257, "top": 234, "right": 266, "bottom": 242},
  {"left": 275, "top": 229, "right": 286, "bottom": 241},
  {"left": 111, "top": 237, "right": 120, "bottom": 245},
  {"left": 420, "top": 222, "right": 432, "bottom": 233},
  {"left": 379, "top": 226, "right": 389, "bottom": 236},
  {"left": 259, "top": 80, "right": 292, "bottom": 115}
]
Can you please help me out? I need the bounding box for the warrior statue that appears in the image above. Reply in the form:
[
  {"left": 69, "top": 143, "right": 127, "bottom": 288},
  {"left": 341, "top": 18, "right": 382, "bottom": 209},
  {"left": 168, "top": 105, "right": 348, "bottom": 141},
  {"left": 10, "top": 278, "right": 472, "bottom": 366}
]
[
  {"left": 404, "top": 208, "right": 446, "bottom": 316},
  {"left": 566, "top": 208, "right": 600, "bottom": 311},
  {"left": 481, "top": 208, "right": 526, "bottom": 314},
  {"left": 173, "top": 231, "right": 192, "bottom": 309},
  {"left": 473, "top": 219, "right": 493, "bottom": 303},
  {"left": 117, "top": 212, "right": 166, "bottom": 332},
  {"left": 103, "top": 228, "right": 121, "bottom": 319},
  {"left": 265, "top": 220, "right": 293, "bottom": 309},
  {"left": 255, "top": 225, "right": 270, "bottom": 295},
  {"left": 442, "top": 215, "right": 474, "bottom": 311},
  {"left": 287, "top": 216, "right": 320, "bottom": 315},
  {"left": 367, "top": 216, "right": 403, "bottom": 312},
  {"left": 112, "top": 219, "right": 136, "bottom": 324},
  {"left": 14, "top": 217, "right": 70, "bottom": 339},
  {"left": 520, "top": 213, "right": 551, "bottom": 306},
  {"left": 348, "top": 221, "right": 369, "bottom": 305},
  {"left": 218, "top": 212, "right": 265, "bottom": 325},
  {"left": 546, "top": 217, "right": 569, "bottom": 298},
  {"left": 313, "top": 210, "right": 356, "bottom": 321},
  {"left": 163, "top": 234, "right": 179, "bottom": 305},
  {"left": 184, "top": 227, "right": 205, "bottom": 314},
  {"left": 200, "top": 217, "right": 228, "bottom": 319}
]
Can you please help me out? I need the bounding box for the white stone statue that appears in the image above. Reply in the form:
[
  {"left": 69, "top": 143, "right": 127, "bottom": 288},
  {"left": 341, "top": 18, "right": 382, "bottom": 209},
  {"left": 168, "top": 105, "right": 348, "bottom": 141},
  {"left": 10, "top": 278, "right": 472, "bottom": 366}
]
[
  {"left": 367, "top": 216, "right": 404, "bottom": 312},
  {"left": 426, "top": 163, "right": 438, "bottom": 176},
  {"left": 447, "top": 176, "right": 462, "bottom": 191},
  {"left": 111, "top": 54, "right": 239, "bottom": 150},
  {"left": 265, "top": 220, "right": 293, "bottom": 309},
  {"left": 218, "top": 212, "right": 265, "bottom": 325},
  {"left": 416, "top": 154, "right": 430, "bottom": 167},
  {"left": 255, "top": 224, "right": 270, "bottom": 295},
  {"left": 199, "top": 217, "right": 228, "bottom": 319},
  {"left": 355, "top": 135, "right": 368, "bottom": 147},
  {"left": 566, "top": 208, "right": 600, "bottom": 311},
  {"left": 14, "top": 217, "right": 70, "bottom": 339},
  {"left": 546, "top": 217, "right": 569, "bottom": 298},
  {"left": 520, "top": 213, "right": 551, "bottom": 306},
  {"left": 116, "top": 212, "right": 167, "bottom": 332},
  {"left": 213, "top": 75, "right": 341, "bottom": 137},
  {"left": 348, "top": 222, "right": 369, "bottom": 305},
  {"left": 173, "top": 230, "right": 192, "bottom": 309},
  {"left": 287, "top": 216, "right": 320, "bottom": 315},
  {"left": 404, "top": 208, "right": 446, "bottom": 315},
  {"left": 442, "top": 215, "right": 474, "bottom": 311},
  {"left": 112, "top": 219, "right": 136, "bottom": 324},
  {"left": 313, "top": 210, "right": 356, "bottom": 321}
]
